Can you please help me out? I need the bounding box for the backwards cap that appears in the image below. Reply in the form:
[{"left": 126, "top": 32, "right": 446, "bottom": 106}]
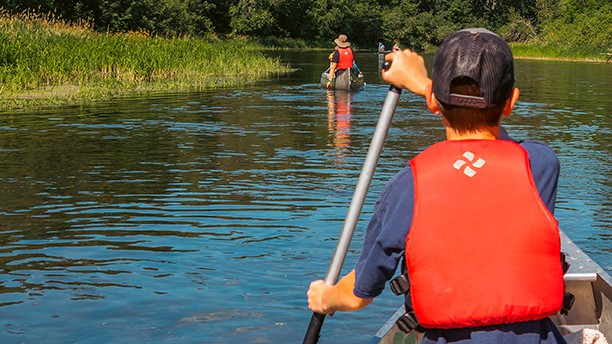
[{"left": 432, "top": 28, "right": 514, "bottom": 109}]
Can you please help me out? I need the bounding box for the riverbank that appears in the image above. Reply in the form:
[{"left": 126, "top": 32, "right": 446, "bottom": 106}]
[
  {"left": 0, "top": 12, "right": 293, "bottom": 112},
  {"left": 1, "top": 11, "right": 608, "bottom": 112}
]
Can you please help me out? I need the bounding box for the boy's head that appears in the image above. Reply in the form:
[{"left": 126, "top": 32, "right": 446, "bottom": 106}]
[{"left": 431, "top": 29, "right": 515, "bottom": 132}]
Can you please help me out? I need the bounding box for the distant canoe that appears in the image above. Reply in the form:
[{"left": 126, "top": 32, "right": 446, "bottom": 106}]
[{"left": 320, "top": 68, "right": 365, "bottom": 92}]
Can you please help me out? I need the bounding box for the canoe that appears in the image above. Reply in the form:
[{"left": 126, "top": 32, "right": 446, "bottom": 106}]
[
  {"left": 370, "top": 231, "right": 612, "bottom": 343},
  {"left": 321, "top": 68, "right": 365, "bottom": 92}
]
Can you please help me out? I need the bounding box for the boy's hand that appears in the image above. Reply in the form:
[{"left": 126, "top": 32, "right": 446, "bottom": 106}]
[
  {"left": 307, "top": 279, "right": 335, "bottom": 315},
  {"left": 306, "top": 270, "right": 372, "bottom": 315},
  {"left": 382, "top": 49, "right": 432, "bottom": 97}
]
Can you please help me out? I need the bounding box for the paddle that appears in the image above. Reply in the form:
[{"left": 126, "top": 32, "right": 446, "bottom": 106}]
[{"left": 303, "top": 61, "right": 401, "bottom": 344}]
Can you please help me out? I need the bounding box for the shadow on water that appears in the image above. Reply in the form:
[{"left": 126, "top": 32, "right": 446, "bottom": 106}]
[{"left": 0, "top": 51, "right": 609, "bottom": 343}]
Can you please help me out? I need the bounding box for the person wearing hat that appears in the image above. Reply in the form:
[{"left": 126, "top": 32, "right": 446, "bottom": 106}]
[
  {"left": 326, "top": 34, "right": 357, "bottom": 88},
  {"left": 307, "top": 28, "right": 568, "bottom": 343}
]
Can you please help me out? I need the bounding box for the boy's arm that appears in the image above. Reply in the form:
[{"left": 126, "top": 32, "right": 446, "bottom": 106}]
[
  {"left": 307, "top": 269, "right": 373, "bottom": 315},
  {"left": 382, "top": 49, "right": 432, "bottom": 97}
]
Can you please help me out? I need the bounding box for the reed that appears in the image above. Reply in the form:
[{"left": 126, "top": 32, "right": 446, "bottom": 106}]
[
  {"left": 0, "top": 10, "right": 292, "bottom": 110},
  {"left": 510, "top": 43, "right": 608, "bottom": 62}
]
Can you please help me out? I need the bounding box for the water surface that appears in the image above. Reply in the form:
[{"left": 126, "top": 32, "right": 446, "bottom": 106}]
[{"left": 0, "top": 51, "right": 609, "bottom": 343}]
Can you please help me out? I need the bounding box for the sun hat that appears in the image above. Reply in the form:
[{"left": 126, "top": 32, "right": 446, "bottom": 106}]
[
  {"left": 334, "top": 35, "right": 350, "bottom": 48},
  {"left": 432, "top": 28, "right": 514, "bottom": 109}
]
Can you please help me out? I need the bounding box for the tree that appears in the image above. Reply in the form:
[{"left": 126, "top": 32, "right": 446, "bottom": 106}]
[
  {"left": 229, "top": 0, "right": 276, "bottom": 36},
  {"left": 268, "top": 0, "right": 317, "bottom": 38}
]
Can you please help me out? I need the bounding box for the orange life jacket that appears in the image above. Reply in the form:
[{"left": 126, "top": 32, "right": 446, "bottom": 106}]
[
  {"left": 406, "top": 139, "right": 564, "bottom": 329},
  {"left": 337, "top": 47, "right": 354, "bottom": 70}
]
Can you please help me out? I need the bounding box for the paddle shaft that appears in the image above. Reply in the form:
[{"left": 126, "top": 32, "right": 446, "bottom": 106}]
[{"left": 303, "top": 72, "right": 402, "bottom": 343}]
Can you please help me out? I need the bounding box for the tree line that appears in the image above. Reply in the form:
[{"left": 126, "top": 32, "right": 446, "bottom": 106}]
[{"left": 1, "top": 0, "right": 610, "bottom": 51}]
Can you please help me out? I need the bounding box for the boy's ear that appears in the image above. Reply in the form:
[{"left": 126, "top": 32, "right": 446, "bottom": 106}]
[
  {"left": 425, "top": 84, "right": 441, "bottom": 115},
  {"left": 502, "top": 88, "right": 520, "bottom": 117}
]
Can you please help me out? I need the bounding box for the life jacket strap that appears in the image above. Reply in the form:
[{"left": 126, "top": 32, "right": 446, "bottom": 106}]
[
  {"left": 560, "top": 252, "right": 575, "bottom": 315},
  {"left": 390, "top": 272, "right": 423, "bottom": 333}
]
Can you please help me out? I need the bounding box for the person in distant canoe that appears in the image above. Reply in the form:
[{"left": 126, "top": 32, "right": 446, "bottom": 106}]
[
  {"left": 326, "top": 34, "right": 357, "bottom": 89},
  {"left": 308, "top": 28, "right": 569, "bottom": 343}
]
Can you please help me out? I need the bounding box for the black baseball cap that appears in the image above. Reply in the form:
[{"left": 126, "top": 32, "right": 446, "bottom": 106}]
[{"left": 432, "top": 28, "right": 515, "bottom": 109}]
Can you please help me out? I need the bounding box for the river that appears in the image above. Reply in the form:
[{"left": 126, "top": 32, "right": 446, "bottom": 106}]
[{"left": 0, "top": 51, "right": 609, "bottom": 343}]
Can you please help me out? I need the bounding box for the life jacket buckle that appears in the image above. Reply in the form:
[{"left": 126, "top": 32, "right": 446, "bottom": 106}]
[
  {"left": 561, "top": 292, "right": 575, "bottom": 315},
  {"left": 396, "top": 311, "right": 421, "bottom": 334},
  {"left": 390, "top": 272, "right": 410, "bottom": 296},
  {"left": 561, "top": 252, "right": 570, "bottom": 274}
]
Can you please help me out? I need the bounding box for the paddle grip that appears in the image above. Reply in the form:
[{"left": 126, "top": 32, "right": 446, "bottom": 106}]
[
  {"left": 303, "top": 312, "right": 325, "bottom": 344},
  {"left": 382, "top": 60, "right": 401, "bottom": 93}
]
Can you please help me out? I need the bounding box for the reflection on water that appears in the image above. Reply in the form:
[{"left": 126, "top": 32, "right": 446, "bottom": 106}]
[
  {"left": 0, "top": 52, "right": 609, "bottom": 343},
  {"left": 327, "top": 90, "right": 353, "bottom": 161}
]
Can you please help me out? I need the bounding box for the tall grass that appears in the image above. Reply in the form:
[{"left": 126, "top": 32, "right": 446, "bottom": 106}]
[
  {"left": 0, "top": 10, "right": 293, "bottom": 110},
  {"left": 509, "top": 43, "right": 607, "bottom": 61}
]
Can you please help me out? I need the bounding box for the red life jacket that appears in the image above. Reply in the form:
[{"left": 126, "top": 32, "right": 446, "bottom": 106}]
[
  {"left": 406, "top": 139, "right": 564, "bottom": 329},
  {"left": 337, "top": 47, "right": 354, "bottom": 70}
]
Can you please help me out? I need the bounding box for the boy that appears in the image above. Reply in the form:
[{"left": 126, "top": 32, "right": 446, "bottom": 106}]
[{"left": 307, "top": 28, "right": 567, "bottom": 343}]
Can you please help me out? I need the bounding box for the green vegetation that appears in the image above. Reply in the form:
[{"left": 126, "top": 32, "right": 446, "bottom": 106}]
[
  {"left": 508, "top": 1, "right": 612, "bottom": 61},
  {"left": 0, "top": 11, "right": 292, "bottom": 111},
  {"left": 0, "top": 0, "right": 610, "bottom": 110}
]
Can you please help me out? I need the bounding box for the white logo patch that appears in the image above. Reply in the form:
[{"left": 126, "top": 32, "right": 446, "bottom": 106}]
[{"left": 453, "top": 151, "right": 485, "bottom": 177}]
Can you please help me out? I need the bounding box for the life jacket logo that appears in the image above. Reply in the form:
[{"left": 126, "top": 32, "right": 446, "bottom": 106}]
[{"left": 453, "top": 151, "right": 485, "bottom": 177}]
